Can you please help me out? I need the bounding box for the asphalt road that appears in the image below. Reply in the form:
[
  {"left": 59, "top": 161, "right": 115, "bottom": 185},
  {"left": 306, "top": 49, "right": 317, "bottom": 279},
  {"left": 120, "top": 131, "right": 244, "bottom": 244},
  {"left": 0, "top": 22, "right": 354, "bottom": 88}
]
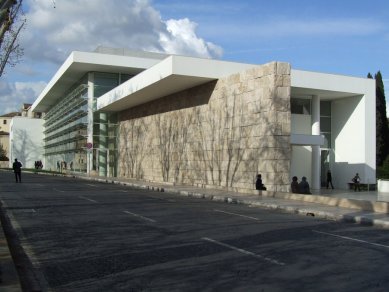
[{"left": 1, "top": 171, "right": 389, "bottom": 292}]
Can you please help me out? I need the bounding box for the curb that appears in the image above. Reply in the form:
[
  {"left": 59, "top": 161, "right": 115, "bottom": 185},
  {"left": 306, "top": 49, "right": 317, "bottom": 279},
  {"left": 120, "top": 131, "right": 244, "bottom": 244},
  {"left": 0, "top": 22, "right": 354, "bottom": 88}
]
[
  {"left": 37, "top": 172, "right": 389, "bottom": 229},
  {"left": 0, "top": 200, "right": 45, "bottom": 291},
  {"left": 73, "top": 174, "right": 389, "bottom": 229}
]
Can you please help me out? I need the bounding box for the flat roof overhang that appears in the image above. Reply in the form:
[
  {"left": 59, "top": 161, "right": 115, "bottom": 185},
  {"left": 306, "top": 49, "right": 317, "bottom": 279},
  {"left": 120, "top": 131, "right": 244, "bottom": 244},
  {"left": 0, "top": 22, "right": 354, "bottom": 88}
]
[
  {"left": 31, "top": 51, "right": 167, "bottom": 113},
  {"left": 291, "top": 69, "right": 374, "bottom": 100},
  {"left": 97, "top": 55, "right": 255, "bottom": 112}
]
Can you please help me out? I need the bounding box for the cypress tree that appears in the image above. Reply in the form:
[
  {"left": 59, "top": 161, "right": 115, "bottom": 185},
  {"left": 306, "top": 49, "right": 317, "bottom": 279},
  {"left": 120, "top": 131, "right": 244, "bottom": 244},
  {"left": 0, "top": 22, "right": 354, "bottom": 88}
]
[{"left": 373, "top": 71, "right": 389, "bottom": 167}]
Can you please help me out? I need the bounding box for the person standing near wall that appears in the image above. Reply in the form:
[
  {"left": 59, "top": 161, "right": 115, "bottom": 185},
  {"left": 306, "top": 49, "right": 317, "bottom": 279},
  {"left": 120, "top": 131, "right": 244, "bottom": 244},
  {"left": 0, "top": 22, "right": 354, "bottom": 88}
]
[
  {"left": 12, "top": 158, "right": 22, "bottom": 183},
  {"left": 326, "top": 170, "right": 334, "bottom": 189},
  {"left": 255, "top": 174, "right": 267, "bottom": 190}
]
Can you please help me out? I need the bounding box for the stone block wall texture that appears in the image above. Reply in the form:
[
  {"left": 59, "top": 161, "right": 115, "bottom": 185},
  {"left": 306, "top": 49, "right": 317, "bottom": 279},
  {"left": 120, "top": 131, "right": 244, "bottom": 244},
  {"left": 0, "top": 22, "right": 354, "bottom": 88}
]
[{"left": 117, "top": 61, "right": 291, "bottom": 193}]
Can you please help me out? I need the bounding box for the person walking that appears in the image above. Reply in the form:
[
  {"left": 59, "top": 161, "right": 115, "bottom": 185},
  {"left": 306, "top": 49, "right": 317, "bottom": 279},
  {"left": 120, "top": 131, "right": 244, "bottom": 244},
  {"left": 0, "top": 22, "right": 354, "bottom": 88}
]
[
  {"left": 326, "top": 170, "right": 334, "bottom": 189},
  {"left": 12, "top": 158, "right": 22, "bottom": 183},
  {"left": 352, "top": 173, "right": 361, "bottom": 191}
]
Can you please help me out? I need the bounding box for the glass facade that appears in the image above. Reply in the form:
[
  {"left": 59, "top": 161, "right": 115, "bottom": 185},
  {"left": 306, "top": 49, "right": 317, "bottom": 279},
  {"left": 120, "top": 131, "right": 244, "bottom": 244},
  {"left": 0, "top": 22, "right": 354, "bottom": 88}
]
[
  {"left": 320, "top": 101, "right": 331, "bottom": 148},
  {"left": 43, "top": 72, "right": 132, "bottom": 175},
  {"left": 43, "top": 79, "right": 88, "bottom": 172}
]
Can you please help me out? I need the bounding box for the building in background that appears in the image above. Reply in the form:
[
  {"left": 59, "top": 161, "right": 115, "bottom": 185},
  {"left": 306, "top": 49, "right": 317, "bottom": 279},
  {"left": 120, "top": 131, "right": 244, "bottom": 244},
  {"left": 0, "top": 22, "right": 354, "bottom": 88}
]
[
  {"left": 31, "top": 47, "right": 376, "bottom": 192},
  {"left": 0, "top": 112, "right": 21, "bottom": 166},
  {"left": 9, "top": 116, "right": 44, "bottom": 169}
]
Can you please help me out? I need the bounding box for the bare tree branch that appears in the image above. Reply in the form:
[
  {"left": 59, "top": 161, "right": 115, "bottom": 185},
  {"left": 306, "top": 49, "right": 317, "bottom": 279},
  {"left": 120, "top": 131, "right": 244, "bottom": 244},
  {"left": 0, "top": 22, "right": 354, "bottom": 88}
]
[{"left": 0, "top": 0, "right": 24, "bottom": 77}]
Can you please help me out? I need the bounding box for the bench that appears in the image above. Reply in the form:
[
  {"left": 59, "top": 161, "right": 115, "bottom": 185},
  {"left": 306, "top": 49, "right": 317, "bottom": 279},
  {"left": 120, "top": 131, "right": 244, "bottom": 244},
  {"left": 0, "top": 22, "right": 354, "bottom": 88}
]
[{"left": 347, "top": 182, "right": 375, "bottom": 191}]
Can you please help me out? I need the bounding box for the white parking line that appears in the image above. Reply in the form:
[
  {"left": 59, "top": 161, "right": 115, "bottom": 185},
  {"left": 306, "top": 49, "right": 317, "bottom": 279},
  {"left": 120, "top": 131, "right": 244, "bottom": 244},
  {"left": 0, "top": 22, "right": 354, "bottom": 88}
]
[
  {"left": 21, "top": 209, "right": 36, "bottom": 213},
  {"left": 313, "top": 230, "right": 389, "bottom": 249},
  {"left": 79, "top": 196, "right": 98, "bottom": 203},
  {"left": 53, "top": 188, "right": 65, "bottom": 193},
  {"left": 123, "top": 211, "right": 156, "bottom": 223},
  {"left": 214, "top": 209, "right": 261, "bottom": 221},
  {"left": 149, "top": 196, "right": 176, "bottom": 202},
  {"left": 202, "top": 237, "right": 285, "bottom": 266}
]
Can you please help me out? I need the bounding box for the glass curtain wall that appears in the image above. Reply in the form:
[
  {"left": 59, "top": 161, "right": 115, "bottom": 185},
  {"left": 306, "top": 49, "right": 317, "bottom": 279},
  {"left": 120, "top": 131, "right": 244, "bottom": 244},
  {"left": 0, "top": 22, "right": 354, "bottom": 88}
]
[
  {"left": 320, "top": 101, "right": 332, "bottom": 185},
  {"left": 44, "top": 72, "right": 132, "bottom": 174},
  {"left": 43, "top": 75, "right": 88, "bottom": 172},
  {"left": 91, "top": 72, "right": 132, "bottom": 177}
]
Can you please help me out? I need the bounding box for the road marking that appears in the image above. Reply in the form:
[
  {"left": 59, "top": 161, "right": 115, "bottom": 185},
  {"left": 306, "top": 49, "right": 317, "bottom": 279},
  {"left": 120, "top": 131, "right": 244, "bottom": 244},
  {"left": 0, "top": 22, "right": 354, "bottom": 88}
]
[
  {"left": 86, "top": 184, "right": 97, "bottom": 187},
  {"left": 202, "top": 237, "right": 285, "bottom": 266},
  {"left": 313, "top": 230, "right": 389, "bottom": 249},
  {"left": 53, "top": 188, "right": 65, "bottom": 193},
  {"left": 123, "top": 211, "right": 156, "bottom": 223},
  {"left": 149, "top": 195, "right": 176, "bottom": 202},
  {"left": 214, "top": 209, "right": 261, "bottom": 221},
  {"left": 21, "top": 209, "right": 36, "bottom": 213},
  {"left": 79, "top": 196, "right": 98, "bottom": 203}
]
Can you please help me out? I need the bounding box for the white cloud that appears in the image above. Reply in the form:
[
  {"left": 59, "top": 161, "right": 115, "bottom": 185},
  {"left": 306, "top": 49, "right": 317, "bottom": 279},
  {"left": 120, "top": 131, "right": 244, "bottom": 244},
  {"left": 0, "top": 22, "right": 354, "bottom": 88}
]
[
  {"left": 20, "top": 0, "right": 222, "bottom": 64},
  {"left": 0, "top": 79, "right": 46, "bottom": 114},
  {"left": 160, "top": 18, "right": 222, "bottom": 58},
  {"left": 0, "top": 0, "right": 222, "bottom": 115}
]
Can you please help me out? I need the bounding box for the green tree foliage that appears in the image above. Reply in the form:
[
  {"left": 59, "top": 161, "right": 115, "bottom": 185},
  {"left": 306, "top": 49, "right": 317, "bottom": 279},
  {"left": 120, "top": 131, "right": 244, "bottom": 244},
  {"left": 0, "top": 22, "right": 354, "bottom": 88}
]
[
  {"left": 368, "top": 71, "right": 389, "bottom": 168},
  {"left": 377, "top": 155, "right": 389, "bottom": 179}
]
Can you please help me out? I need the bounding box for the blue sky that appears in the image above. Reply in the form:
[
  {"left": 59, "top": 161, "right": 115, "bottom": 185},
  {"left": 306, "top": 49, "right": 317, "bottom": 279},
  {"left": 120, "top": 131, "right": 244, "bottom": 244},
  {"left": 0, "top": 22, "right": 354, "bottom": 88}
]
[
  {"left": 1, "top": 0, "right": 389, "bottom": 115},
  {"left": 155, "top": 0, "right": 389, "bottom": 76}
]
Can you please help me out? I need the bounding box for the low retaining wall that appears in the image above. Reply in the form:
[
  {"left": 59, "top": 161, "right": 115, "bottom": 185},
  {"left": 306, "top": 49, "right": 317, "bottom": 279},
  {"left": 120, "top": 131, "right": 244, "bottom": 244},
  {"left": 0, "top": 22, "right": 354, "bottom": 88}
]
[
  {"left": 378, "top": 179, "right": 389, "bottom": 193},
  {"left": 261, "top": 191, "right": 389, "bottom": 214},
  {"left": 0, "top": 161, "right": 9, "bottom": 168}
]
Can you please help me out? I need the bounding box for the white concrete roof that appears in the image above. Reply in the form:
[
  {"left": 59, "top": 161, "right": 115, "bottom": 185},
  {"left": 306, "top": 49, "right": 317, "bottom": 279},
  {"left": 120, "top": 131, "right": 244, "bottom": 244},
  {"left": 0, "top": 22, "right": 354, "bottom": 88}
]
[
  {"left": 96, "top": 55, "right": 255, "bottom": 112},
  {"left": 31, "top": 50, "right": 168, "bottom": 113},
  {"left": 291, "top": 69, "right": 375, "bottom": 100},
  {"left": 32, "top": 48, "right": 375, "bottom": 114}
]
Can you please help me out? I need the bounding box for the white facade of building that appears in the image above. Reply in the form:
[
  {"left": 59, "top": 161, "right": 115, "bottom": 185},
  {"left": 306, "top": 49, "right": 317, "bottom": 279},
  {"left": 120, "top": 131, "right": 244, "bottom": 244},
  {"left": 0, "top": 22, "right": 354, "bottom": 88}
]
[
  {"left": 290, "top": 70, "right": 375, "bottom": 189},
  {"left": 9, "top": 117, "right": 44, "bottom": 169},
  {"left": 31, "top": 47, "right": 376, "bottom": 191}
]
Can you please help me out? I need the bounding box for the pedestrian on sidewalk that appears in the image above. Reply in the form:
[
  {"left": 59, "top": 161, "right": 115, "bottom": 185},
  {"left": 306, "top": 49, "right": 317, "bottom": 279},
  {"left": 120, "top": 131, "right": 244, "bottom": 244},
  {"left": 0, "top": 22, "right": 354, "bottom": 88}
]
[
  {"left": 352, "top": 173, "right": 361, "bottom": 191},
  {"left": 255, "top": 174, "right": 267, "bottom": 190},
  {"left": 326, "top": 170, "right": 334, "bottom": 189},
  {"left": 291, "top": 176, "right": 299, "bottom": 193},
  {"left": 12, "top": 158, "right": 22, "bottom": 183},
  {"left": 298, "top": 176, "right": 311, "bottom": 194}
]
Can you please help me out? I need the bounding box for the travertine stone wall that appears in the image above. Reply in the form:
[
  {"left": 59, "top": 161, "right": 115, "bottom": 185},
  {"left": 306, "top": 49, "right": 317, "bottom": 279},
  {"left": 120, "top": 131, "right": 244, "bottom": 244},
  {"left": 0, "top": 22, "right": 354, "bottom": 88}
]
[{"left": 118, "top": 61, "right": 291, "bottom": 193}]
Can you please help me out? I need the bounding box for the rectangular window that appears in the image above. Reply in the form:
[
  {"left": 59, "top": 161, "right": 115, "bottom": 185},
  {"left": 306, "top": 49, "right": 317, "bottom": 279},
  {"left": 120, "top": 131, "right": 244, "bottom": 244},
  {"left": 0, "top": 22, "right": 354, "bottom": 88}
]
[
  {"left": 320, "top": 101, "right": 331, "bottom": 148},
  {"left": 320, "top": 117, "right": 331, "bottom": 132},
  {"left": 3, "top": 120, "right": 6, "bottom": 125},
  {"left": 320, "top": 101, "right": 331, "bottom": 116},
  {"left": 291, "top": 98, "right": 311, "bottom": 115},
  {"left": 94, "top": 72, "right": 119, "bottom": 98}
]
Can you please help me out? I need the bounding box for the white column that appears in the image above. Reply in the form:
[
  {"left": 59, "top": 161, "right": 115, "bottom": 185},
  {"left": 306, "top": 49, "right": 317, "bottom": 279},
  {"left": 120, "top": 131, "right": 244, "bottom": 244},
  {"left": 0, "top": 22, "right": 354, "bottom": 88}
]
[
  {"left": 87, "top": 73, "right": 94, "bottom": 175},
  {"left": 99, "top": 112, "right": 108, "bottom": 177},
  {"left": 311, "top": 95, "right": 320, "bottom": 190}
]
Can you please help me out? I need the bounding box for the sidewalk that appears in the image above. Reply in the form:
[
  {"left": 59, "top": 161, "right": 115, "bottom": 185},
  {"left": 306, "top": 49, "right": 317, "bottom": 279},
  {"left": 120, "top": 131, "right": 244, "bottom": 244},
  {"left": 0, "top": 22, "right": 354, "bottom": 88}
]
[
  {"left": 77, "top": 174, "right": 389, "bottom": 229},
  {"left": 0, "top": 221, "right": 21, "bottom": 291}
]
